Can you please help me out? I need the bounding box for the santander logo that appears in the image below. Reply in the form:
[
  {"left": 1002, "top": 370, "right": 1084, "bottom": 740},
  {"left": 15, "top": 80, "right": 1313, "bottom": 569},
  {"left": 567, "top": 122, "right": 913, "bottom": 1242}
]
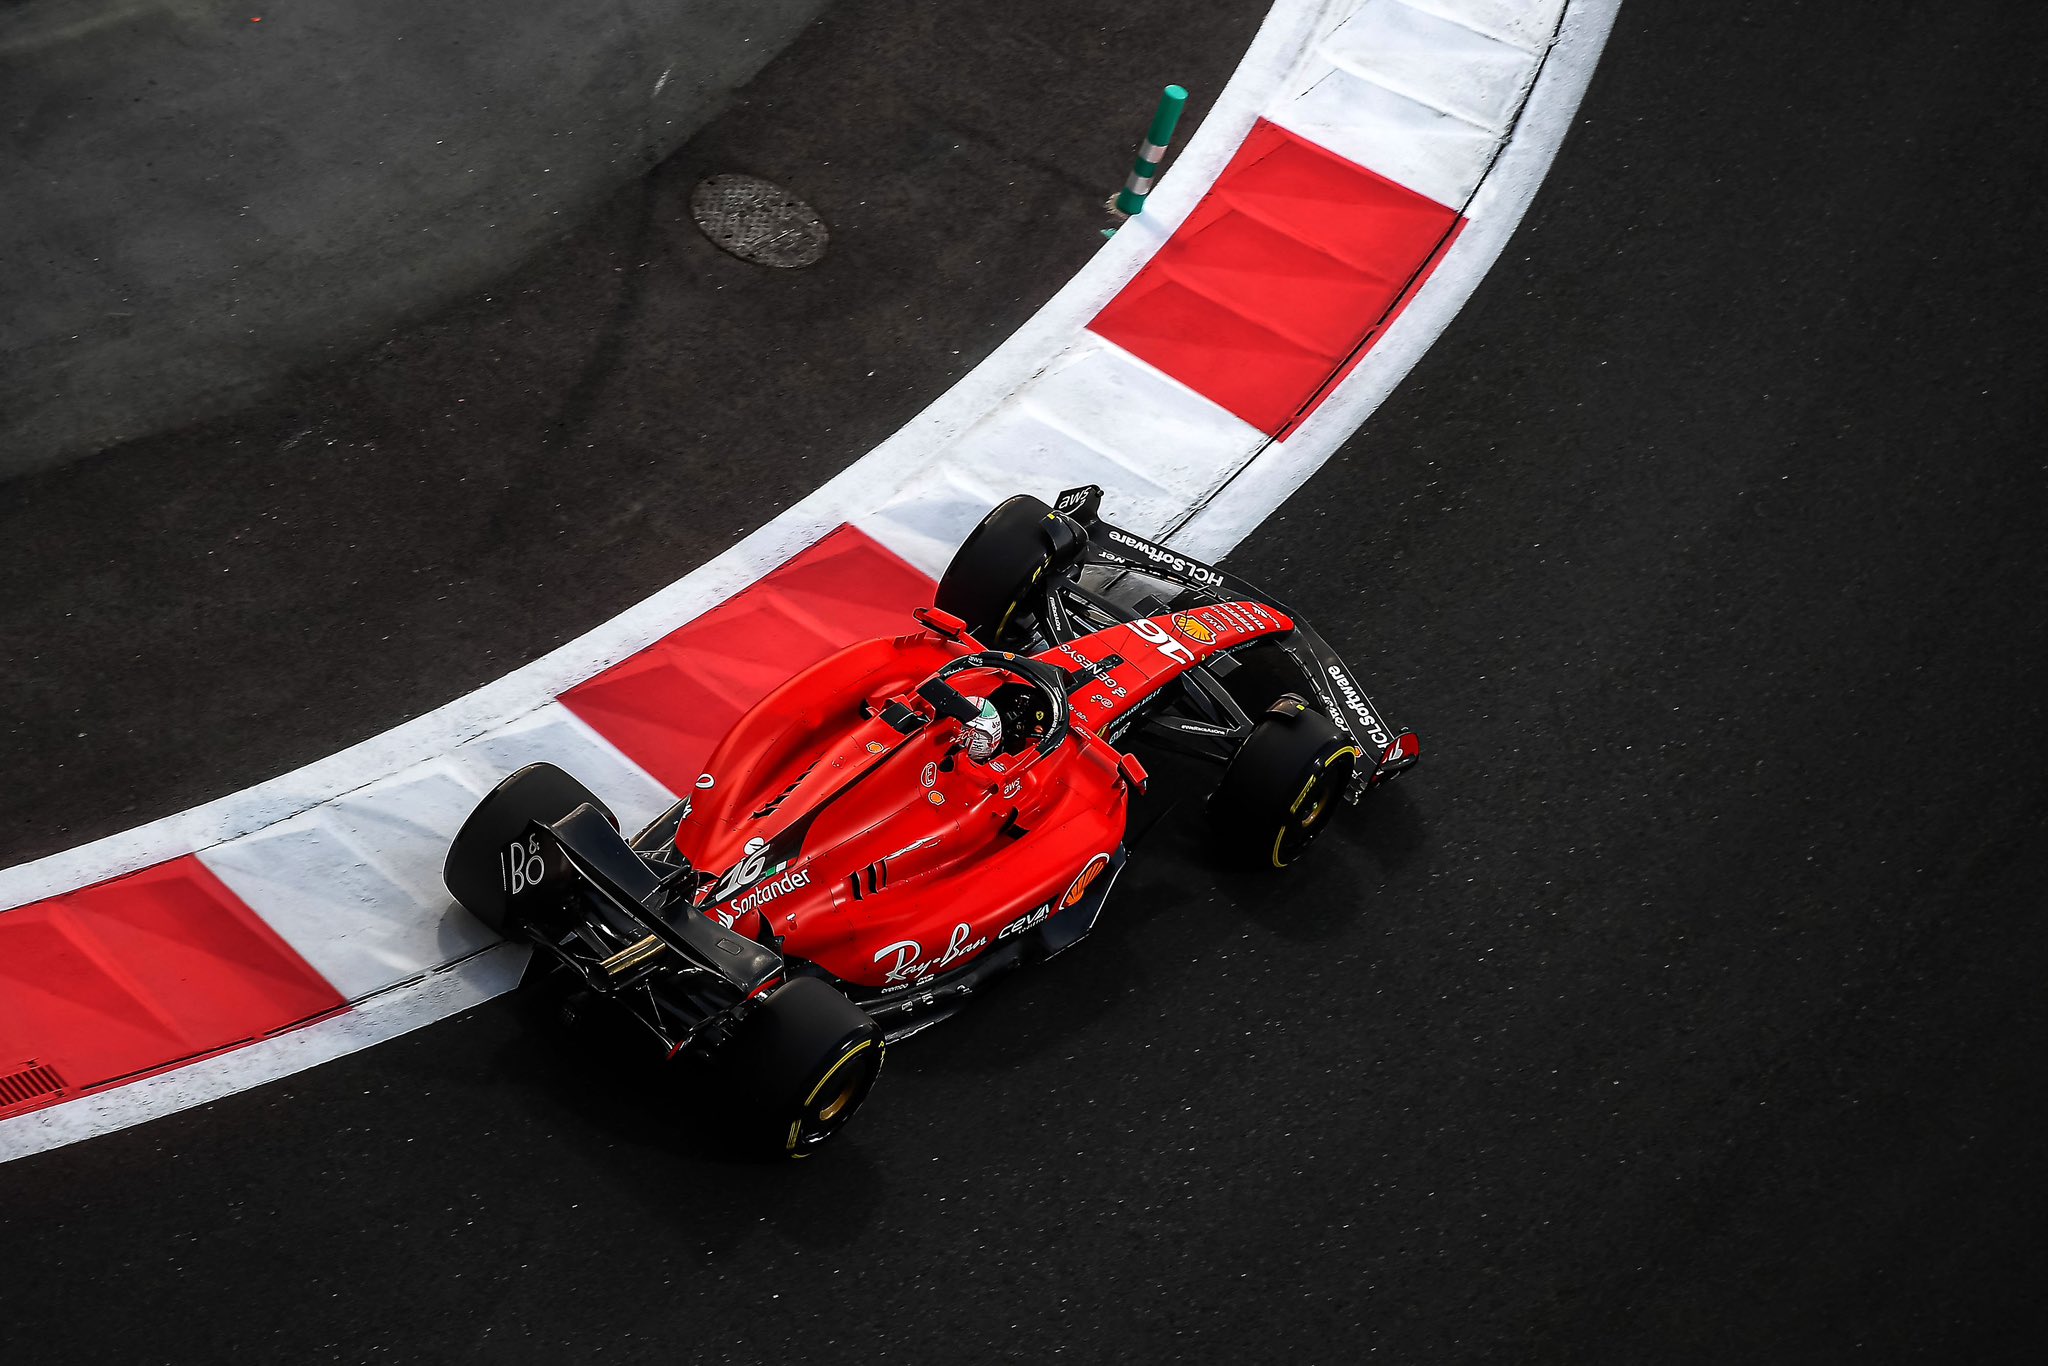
[{"left": 728, "top": 867, "right": 811, "bottom": 915}]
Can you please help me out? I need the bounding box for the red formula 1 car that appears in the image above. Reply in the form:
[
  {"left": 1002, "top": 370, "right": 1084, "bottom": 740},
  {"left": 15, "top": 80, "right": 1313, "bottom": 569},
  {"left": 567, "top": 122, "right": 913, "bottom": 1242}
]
[{"left": 442, "top": 487, "right": 1419, "bottom": 1155}]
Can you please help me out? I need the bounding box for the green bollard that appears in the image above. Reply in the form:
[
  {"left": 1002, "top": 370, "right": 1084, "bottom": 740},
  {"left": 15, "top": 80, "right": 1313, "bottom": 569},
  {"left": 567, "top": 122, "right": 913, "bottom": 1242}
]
[{"left": 1112, "top": 84, "right": 1188, "bottom": 220}]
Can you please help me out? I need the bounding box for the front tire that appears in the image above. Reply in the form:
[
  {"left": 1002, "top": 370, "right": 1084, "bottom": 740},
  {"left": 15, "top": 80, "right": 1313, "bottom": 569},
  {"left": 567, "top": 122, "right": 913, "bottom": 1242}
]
[
  {"left": 1210, "top": 702, "right": 1361, "bottom": 869},
  {"left": 720, "top": 977, "right": 886, "bottom": 1159},
  {"left": 935, "top": 494, "right": 1056, "bottom": 646}
]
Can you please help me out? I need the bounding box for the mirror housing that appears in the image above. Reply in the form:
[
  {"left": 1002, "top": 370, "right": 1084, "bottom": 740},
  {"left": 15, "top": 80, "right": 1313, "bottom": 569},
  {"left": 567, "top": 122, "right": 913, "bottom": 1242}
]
[{"left": 913, "top": 604, "right": 969, "bottom": 640}]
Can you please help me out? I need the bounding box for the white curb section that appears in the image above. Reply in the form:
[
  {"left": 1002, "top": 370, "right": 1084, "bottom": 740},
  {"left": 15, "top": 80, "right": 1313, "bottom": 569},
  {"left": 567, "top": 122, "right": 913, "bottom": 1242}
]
[
  {"left": 198, "top": 705, "right": 675, "bottom": 1000},
  {"left": 1276, "top": 0, "right": 1568, "bottom": 209}
]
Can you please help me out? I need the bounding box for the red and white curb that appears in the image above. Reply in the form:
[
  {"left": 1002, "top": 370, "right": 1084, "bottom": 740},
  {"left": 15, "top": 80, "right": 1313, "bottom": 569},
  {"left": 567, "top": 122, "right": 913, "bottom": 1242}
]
[{"left": 0, "top": 0, "right": 1619, "bottom": 1162}]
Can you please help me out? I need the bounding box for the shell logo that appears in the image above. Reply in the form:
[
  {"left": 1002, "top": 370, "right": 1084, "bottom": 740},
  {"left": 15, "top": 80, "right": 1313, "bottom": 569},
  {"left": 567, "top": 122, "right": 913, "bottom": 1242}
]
[
  {"left": 1171, "top": 612, "right": 1215, "bottom": 645},
  {"left": 1060, "top": 852, "right": 1112, "bottom": 909}
]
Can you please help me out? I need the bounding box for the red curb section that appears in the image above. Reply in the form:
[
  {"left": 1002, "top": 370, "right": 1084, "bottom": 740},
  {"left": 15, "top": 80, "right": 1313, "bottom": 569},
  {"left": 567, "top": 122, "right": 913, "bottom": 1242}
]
[
  {"left": 0, "top": 856, "right": 345, "bottom": 1118},
  {"left": 561, "top": 524, "right": 935, "bottom": 792},
  {"left": 1089, "top": 119, "right": 1464, "bottom": 439}
]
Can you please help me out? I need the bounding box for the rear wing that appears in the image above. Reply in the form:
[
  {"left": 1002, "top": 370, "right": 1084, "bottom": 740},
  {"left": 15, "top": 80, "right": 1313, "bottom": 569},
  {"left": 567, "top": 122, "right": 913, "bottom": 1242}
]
[
  {"left": 522, "top": 805, "right": 782, "bottom": 994},
  {"left": 1049, "top": 484, "right": 1420, "bottom": 788}
]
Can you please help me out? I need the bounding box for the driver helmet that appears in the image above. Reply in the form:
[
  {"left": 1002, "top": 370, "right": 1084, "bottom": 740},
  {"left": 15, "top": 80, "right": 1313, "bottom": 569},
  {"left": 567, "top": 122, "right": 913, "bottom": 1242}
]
[{"left": 963, "top": 697, "right": 1003, "bottom": 762}]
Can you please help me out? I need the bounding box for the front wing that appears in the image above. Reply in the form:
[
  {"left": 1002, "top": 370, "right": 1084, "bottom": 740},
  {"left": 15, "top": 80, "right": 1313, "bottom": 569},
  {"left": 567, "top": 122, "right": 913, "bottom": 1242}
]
[{"left": 1047, "top": 484, "right": 1420, "bottom": 791}]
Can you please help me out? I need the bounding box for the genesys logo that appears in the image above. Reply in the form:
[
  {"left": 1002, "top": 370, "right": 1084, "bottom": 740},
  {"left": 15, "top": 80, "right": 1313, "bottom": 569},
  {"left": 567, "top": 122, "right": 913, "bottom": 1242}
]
[{"left": 1056, "top": 644, "right": 1126, "bottom": 695}]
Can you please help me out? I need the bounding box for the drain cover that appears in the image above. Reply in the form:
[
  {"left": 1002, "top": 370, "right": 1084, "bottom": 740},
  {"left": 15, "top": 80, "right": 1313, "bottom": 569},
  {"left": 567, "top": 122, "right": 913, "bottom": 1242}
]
[
  {"left": 0, "top": 1060, "right": 65, "bottom": 1115},
  {"left": 689, "top": 174, "right": 829, "bottom": 268}
]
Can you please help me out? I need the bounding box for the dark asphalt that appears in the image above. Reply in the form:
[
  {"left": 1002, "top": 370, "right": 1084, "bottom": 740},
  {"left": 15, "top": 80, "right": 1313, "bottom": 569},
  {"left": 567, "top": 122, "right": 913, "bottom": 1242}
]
[
  {"left": 0, "top": 0, "right": 1265, "bottom": 867},
  {"left": 0, "top": 0, "right": 830, "bottom": 477},
  {"left": 5, "top": 2, "right": 2047, "bottom": 1363}
]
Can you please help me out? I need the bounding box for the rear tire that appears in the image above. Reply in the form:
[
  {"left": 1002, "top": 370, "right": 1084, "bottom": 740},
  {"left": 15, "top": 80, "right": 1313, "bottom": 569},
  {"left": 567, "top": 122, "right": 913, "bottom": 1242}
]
[
  {"left": 1210, "top": 703, "right": 1361, "bottom": 869},
  {"left": 443, "top": 763, "right": 615, "bottom": 934},
  {"left": 935, "top": 494, "right": 1056, "bottom": 646},
  {"left": 721, "top": 977, "right": 886, "bottom": 1159}
]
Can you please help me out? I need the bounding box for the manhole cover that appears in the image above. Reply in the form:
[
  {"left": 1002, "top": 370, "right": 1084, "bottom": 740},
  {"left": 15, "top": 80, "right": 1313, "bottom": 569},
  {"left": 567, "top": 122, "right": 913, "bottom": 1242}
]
[{"left": 689, "top": 174, "right": 829, "bottom": 268}]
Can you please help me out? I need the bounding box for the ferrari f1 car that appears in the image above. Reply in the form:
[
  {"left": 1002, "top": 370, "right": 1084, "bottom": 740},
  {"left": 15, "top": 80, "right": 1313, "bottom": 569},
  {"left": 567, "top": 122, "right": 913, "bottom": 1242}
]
[{"left": 443, "top": 487, "right": 1419, "bottom": 1156}]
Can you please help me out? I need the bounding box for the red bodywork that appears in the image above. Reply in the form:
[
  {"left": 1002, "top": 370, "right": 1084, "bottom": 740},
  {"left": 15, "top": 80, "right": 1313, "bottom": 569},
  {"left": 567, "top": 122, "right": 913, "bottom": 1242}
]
[{"left": 671, "top": 601, "right": 1293, "bottom": 991}]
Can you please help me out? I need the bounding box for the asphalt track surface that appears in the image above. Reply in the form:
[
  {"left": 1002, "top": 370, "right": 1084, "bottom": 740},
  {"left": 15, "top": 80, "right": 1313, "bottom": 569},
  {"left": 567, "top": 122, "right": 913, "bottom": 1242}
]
[
  {"left": 5, "top": 3, "right": 2047, "bottom": 1362},
  {"left": 0, "top": 0, "right": 1266, "bottom": 868}
]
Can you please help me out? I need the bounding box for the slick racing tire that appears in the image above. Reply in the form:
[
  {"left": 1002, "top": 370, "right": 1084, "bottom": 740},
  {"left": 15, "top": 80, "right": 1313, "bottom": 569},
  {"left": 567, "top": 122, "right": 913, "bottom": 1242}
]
[
  {"left": 1210, "top": 700, "right": 1361, "bottom": 869},
  {"left": 443, "top": 763, "right": 615, "bottom": 935},
  {"left": 935, "top": 494, "right": 1056, "bottom": 647},
  {"left": 722, "top": 977, "right": 886, "bottom": 1159}
]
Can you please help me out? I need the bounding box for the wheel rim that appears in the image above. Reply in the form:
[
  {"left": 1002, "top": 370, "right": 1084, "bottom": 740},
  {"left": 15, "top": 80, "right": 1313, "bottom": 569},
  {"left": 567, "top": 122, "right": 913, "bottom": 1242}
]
[
  {"left": 1270, "top": 748, "right": 1357, "bottom": 867},
  {"left": 789, "top": 1038, "right": 882, "bottom": 1154},
  {"left": 816, "top": 1075, "right": 860, "bottom": 1123}
]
